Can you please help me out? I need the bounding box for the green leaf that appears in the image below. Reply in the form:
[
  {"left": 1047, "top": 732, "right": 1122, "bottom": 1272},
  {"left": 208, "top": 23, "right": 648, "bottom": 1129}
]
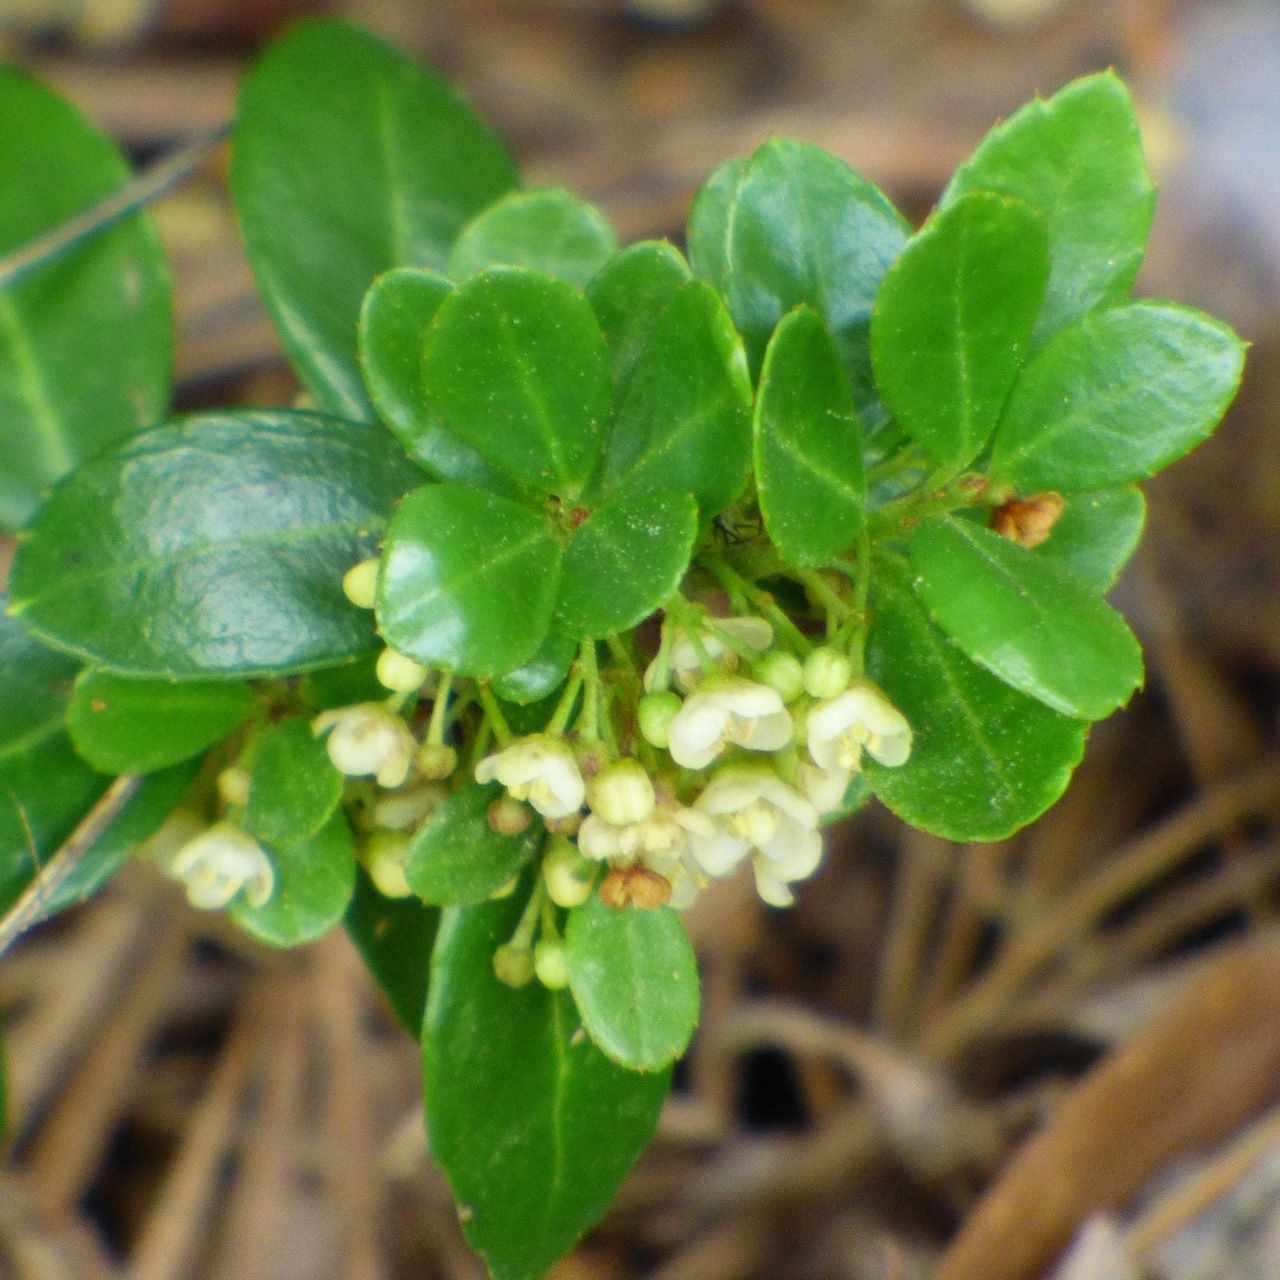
[
  {"left": 9, "top": 411, "right": 420, "bottom": 679},
  {"left": 1033, "top": 487, "right": 1146, "bottom": 593},
  {"left": 718, "top": 139, "right": 909, "bottom": 404},
  {"left": 359, "top": 268, "right": 516, "bottom": 494},
  {"left": 911, "top": 515, "right": 1143, "bottom": 720},
  {"left": 864, "top": 575, "right": 1086, "bottom": 841},
  {"left": 68, "top": 672, "right": 255, "bottom": 774},
  {"left": 989, "top": 302, "right": 1246, "bottom": 492},
  {"left": 448, "top": 188, "right": 618, "bottom": 288},
  {"left": 587, "top": 240, "right": 691, "bottom": 389},
  {"left": 598, "top": 280, "right": 752, "bottom": 514},
  {"left": 245, "top": 715, "right": 343, "bottom": 844},
  {"left": 686, "top": 156, "right": 747, "bottom": 296},
  {"left": 492, "top": 629, "right": 576, "bottom": 705},
  {"left": 556, "top": 492, "right": 698, "bottom": 639},
  {"left": 377, "top": 484, "right": 562, "bottom": 678},
  {"left": 870, "top": 193, "right": 1049, "bottom": 468},
  {"left": 422, "top": 270, "right": 613, "bottom": 500},
  {"left": 231, "top": 811, "right": 357, "bottom": 948},
  {"left": 754, "top": 306, "right": 864, "bottom": 566},
  {"left": 424, "top": 892, "right": 670, "bottom": 1280},
  {"left": 0, "top": 604, "right": 78, "bottom": 761},
  {"left": 232, "top": 19, "right": 517, "bottom": 420},
  {"left": 0, "top": 69, "right": 171, "bottom": 530},
  {"left": 405, "top": 783, "right": 542, "bottom": 906},
  {"left": 942, "top": 72, "right": 1155, "bottom": 344},
  {"left": 299, "top": 656, "right": 386, "bottom": 711},
  {"left": 565, "top": 895, "right": 699, "bottom": 1072},
  {"left": 345, "top": 868, "right": 438, "bottom": 1033}
]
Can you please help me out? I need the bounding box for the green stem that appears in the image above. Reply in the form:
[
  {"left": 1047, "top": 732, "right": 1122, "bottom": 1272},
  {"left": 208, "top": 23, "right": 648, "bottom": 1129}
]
[
  {"left": 477, "top": 682, "right": 514, "bottom": 747},
  {"left": 425, "top": 670, "right": 455, "bottom": 745},
  {"left": 577, "top": 639, "right": 602, "bottom": 743},
  {"left": 545, "top": 666, "right": 586, "bottom": 737},
  {"left": 509, "top": 878, "right": 547, "bottom": 951},
  {"left": 702, "top": 558, "right": 811, "bottom": 655}
]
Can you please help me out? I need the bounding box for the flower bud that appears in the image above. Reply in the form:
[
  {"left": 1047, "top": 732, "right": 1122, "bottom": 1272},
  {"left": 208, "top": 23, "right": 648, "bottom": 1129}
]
[
  {"left": 376, "top": 648, "right": 429, "bottom": 693},
  {"left": 990, "top": 491, "right": 1065, "bottom": 549},
  {"left": 599, "top": 865, "right": 672, "bottom": 911},
  {"left": 803, "top": 646, "right": 852, "bottom": 700},
  {"left": 313, "top": 704, "right": 415, "bottom": 789},
  {"left": 546, "top": 812, "right": 582, "bottom": 838},
  {"left": 638, "top": 690, "right": 682, "bottom": 749},
  {"left": 753, "top": 650, "right": 805, "bottom": 703},
  {"left": 416, "top": 742, "right": 458, "bottom": 781},
  {"left": 373, "top": 782, "right": 446, "bottom": 831},
  {"left": 534, "top": 938, "right": 570, "bottom": 990},
  {"left": 543, "top": 837, "right": 595, "bottom": 908},
  {"left": 493, "top": 942, "right": 535, "bottom": 988},
  {"left": 488, "top": 795, "right": 533, "bottom": 836},
  {"left": 362, "top": 831, "right": 413, "bottom": 899},
  {"left": 587, "top": 759, "right": 655, "bottom": 826},
  {"left": 342, "top": 558, "right": 380, "bottom": 610},
  {"left": 216, "top": 765, "right": 251, "bottom": 808}
]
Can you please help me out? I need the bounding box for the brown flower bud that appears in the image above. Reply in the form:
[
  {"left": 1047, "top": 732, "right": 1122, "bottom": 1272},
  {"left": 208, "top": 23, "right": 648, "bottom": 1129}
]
[
  {"left": 599, "top": 865, "right": 672, "bottom": 911},
  {"left": 990, "top": 491, "right": 1065, "bottom": 549}
]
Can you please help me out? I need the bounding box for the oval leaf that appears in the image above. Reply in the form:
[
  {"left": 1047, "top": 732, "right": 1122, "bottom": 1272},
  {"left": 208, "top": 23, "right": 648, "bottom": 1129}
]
[
  {"left": 990, "top": 302, "right": 1246, "bottom": 492},
  {"left": 0, "top": 603, "right": 78, "bottom": 761},
  {"left": 232, "top": 19, "right": 517, "bottom": 419},
  {"left": 69, "top": 672, "right": 255, "bottom": 775},
  {"left": 448, "top": 188, "right": 618, "bottom": 287},
  {"left": 424, "top": 892, "right": 670, "bottom": 1280},
  {"left": 378, "top": 484, "right": 562, "bottom": 678},
  {"left": 231, "top": 811, "right": 357, "bottom": 948},
  {"left": 911, "top": 515, "right": 1144, "bottom": 720},
  {"left": 556, "top": 492, "right": 697, "bottom": 639},
  {"left": 870, "top": 192, "right": 1049, "bottom": 468},
  {"left": 864, "top": 576, "right": 1086, "bottom": 841},
  {"left": 492, "top": 629, "right": 576, "bottom": 705},
  {"left": 755, "top": 305, "right": 864, "bottom": 566},
  {"left": 565, "top": 894, "right": 699, "bottom": 1072},
  {"left": 405, "top": 782, "right": 543, "bottom": 906},
  {"left": 246, "top": 715, "right": 343, "bottom": 844},
  {"left": 942, "top": 72, "right": 1155, "bottom": 344},
  {"left": 1033, "top": 487, "right": 1146, "bottom": 593},
  {"left": 686, "top": 155, "right": 747, "bottom": 295},
  {"left": 0, "top": 69, "right": 172, "bottom": 531},
  {"left": 10, "top": 411, "right": 421, "bottom": 679}
]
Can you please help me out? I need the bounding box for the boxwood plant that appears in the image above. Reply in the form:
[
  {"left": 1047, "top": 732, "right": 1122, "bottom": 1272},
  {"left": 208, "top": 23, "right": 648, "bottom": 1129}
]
[{"left": 0, "top": 22, "right": 1245, "bottom": 1279}]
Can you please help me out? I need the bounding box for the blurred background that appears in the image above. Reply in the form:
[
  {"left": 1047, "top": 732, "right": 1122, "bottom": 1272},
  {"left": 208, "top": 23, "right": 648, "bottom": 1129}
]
[{"left": 1, "top": 1, "right": 1279, "bottom": 1277}]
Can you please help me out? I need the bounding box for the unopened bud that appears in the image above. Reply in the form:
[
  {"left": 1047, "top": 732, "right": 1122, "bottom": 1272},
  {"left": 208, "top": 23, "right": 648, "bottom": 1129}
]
[
  {"left": 803, "top": 646, "right": 852, "bottom": 700},
  {"left": 342, "top": 559, "right": 380, "bottom": 610},
  {"left": 534, "top": 938, "right": 570, "bottom": 990},
  {"left": 990, "top": 491, "right": 1065, "bottom": 549},
  {"left": 638, "top": 690, "right": 682, "bottom": 749},
  {"left": 546, "top": 812, "right": 582, "bottom": 837},
  {"left": 376, "top": 648, "right": 429, "bottom": 693},
  {"left": 587, "top": 759, "right": 655, "bottom": 826},
  {"left": 363, "top": 831, "right": 413, "bottom": 899},
  {"left": 493, "top": 942, "right": 535, "bottom": 988},
  {"left": 753, "top": 650, "right": 805, "bottom": 703},
  {"left": 416, "top": 742, "right": 458, "bottom": 780},
  {"left": 599, "top": 866, "right": 672, "bottom": 911},
  {"left": 217, "top": 766, "right": 251, "bottom": 808},
  {"left": 488, "top": 796, "right": 533, "bottom": 837},
  {"left": 543, "top": 838, "right": 595, "bottom": 908}
]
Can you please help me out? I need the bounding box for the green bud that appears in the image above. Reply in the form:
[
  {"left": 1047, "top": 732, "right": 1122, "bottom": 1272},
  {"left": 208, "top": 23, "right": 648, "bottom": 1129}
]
[
  {"left": 638, "top": 690, "right": 682, "bottom": 749},
  {"left": 342, "top": 558, "right": 380, "bottom": 610},
  {"left": 753, "top": 650, "right": 805, "bottom": 703},
  {"left": 362, "top": 831, "right": 414, "bottom": 899},
  {"left": 416, "top": 741, "right": 458, "bottom": 780},
  {"left": 216, "top": 765, "right": 251, "bottom": 808},
  {"left": 534, "top": 938, "right": 570, "bottom": 990},
  {"left": 488, "top": 795, "right": 533, "bottom": 836},
  {"left": 376, "top": 648, "right": 429, "bottom": 693},
  {"left": 493, "top": 942, "right": 535, "bottom": 988},
  {"left": 803, "top": 646, "right": 852, "bottom": 700},
  {"left": 543, "top": 837, "right": 595, "bottom": 908}
]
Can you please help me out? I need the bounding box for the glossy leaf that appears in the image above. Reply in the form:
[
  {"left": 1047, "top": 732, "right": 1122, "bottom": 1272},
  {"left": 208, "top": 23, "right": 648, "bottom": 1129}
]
[
  {"left": 421, "top": 270, "right": 613, "bottom": 499},
  {"left": 11, "top": 412, "right": 419, "bottom": 678},
  {"left": 754, "top": 306, "right": 864, "bottom": 566},
  {"left": 448, "top": 188, "right": 618, "bottom": 288},
  {"left": 871, "top": 193, "right": 1049, "bottom": 468},
  {"left": 989, "top": 303, "right": 1246, "bottom": 492},
  {"left": 300, "top": 656, "right": 386, "bottom": 711},
  {"left": 424, "top": 892, "right": 670, "bottom": 1280},
  {"left": 231, "top": 811, "right": 357, "bottom": 948},
  {"left": 232, "top": 19, "right": 516, "bottom": 419},
  {"left": 405, "top": 782, "right": 542, "bottom": 906},
  {"left": 245, "top": 715, "right": 343, "bottom": 844},
  {"left": 599, "top": 281, "right": 752, "bottom": 513},
  {"left": 587, "top": 240, "right": 691, "bottom": 389},
  {"left": 864, "top": 576, "right": 1086, "bottom": 841},
  {"left": 492, "top": 629, "right": 577, "bottom": 705},
  {"left": 345, "top": 868, "right": 438, "bottom": 1033},
  {"left": 359, "top": 268, "right": 515, "bottom": 494},
  {"left": 565, "top": 895, "right": 699, "bottom": 1072},
  {"left": 556, "top": 492, "right": 698, "bottom": 639},
  {"left": 720, "top": 139, "right": 909, "bottom": 403},
  {"left": 911, "top": 516, "right": 1144, "bottom": 720},
  {"left": 1032, "top": 487, "right": 1146, "bottom": 592},
  {"left": 377, "top": 484, "right": 561, "bottom": 677},
  {"left": 942, "top": 72, "right": 1155, "bottom": 344},
  {"left": 0, "top": 604, "right": 78, "bottom": 760},
  {"left": 0, "top": 69, "right": 171, "bottom": 530},
  {"left": 68, "top": 672, "right": 255, "bottom": 774},
  {"left": 686, "top": 155, "right": 747, "bottom": 295}
]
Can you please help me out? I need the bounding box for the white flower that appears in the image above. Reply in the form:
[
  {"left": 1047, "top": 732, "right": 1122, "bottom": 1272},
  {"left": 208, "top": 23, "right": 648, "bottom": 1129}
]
[
  {"left": 165, "top": 823, "right": 275, "bottom": 911},
  {"left": 799, "top": 762, "right": 853, "bottom": 816},
  {"left": 475, "top": 734, "right": 585, "bottom": 820},
  {"left": 692, "top": 767, "right": 822, "bottom": 907},
  {"left": 579, "top": 795, "right": 713, "bottom": 863},
  {"left": 808, "top": 681, "right": 913, "bottom": 772},
  {"left": 313, "top": 703, "right": 415, "bottom": 788},
  {"left": 667, "top": 678, "right": 794, "bottom": 770},
  {"left": 646, "top": 615, "right": 774, "bottom": 692}
]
